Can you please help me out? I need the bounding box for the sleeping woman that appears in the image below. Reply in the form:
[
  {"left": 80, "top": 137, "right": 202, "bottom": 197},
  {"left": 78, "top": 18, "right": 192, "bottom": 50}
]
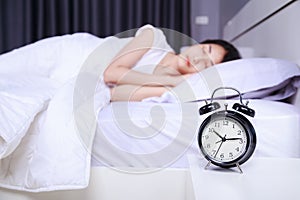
[
  {"left": 0, "top": 24, "right": 240, "bottom": 104},
  {"left": 104, "top": 25, "right": 241, "bottom": 102}
]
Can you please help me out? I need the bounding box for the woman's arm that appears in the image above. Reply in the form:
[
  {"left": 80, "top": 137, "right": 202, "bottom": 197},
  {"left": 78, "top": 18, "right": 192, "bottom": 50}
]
[
  {"left": 110, "top": 84, "right": 169, "bottom": 102},
  {"left": 103, "top": 28, "right": 183, "bottom": 87}
]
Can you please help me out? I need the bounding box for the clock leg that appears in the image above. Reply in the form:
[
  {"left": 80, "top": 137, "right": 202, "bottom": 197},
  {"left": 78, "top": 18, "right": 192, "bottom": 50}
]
[
  {"left": 205, "top": 161, "right": 211, "bottom": 170},
  {"left": 236, "top": 163, "right": 243, "bottom": 174}
]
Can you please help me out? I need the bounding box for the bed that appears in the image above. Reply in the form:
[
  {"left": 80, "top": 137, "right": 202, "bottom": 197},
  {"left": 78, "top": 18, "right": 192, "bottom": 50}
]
[{"left": 0, "top": 1, "right": 300, "bottom": 199}]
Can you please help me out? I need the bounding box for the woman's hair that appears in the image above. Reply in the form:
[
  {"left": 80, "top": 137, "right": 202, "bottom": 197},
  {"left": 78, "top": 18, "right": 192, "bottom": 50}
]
[{"left": 200, "top": 39, "right": 241, "bottom": 63}]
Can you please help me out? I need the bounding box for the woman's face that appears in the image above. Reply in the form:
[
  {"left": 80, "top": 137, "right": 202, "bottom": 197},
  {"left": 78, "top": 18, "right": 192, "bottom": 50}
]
[{"left": 178, "top": 43, "right": 227, "bottom": 74}]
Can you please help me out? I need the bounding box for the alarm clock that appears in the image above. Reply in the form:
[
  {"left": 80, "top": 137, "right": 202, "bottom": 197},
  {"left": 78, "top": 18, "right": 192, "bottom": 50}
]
[{"left": 198, "top": 87, "right": 256, "bottom": 173}]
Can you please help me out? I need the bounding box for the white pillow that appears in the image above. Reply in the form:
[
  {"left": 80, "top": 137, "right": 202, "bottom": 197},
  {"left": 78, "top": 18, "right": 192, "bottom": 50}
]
[
  {"left": 146, "top": 58, "right": 300, "bottom": 103},
  {"left": 0, "top": 74, "right": 57, "bottom": 158}
]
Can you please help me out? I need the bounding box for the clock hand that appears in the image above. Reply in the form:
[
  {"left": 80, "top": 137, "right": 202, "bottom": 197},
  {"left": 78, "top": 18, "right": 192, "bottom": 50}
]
[
  {"left": 213, "top": 130, "right": 223, "bottom": 140},
  {"left": 214, "top": 135, "right": 226, "bottom": 158},
  {"left": 214, "top": 141, "right": 223, "bottom": 158},
  {"left": 226, "top": 137, "right": 242, "bottom": 141}
]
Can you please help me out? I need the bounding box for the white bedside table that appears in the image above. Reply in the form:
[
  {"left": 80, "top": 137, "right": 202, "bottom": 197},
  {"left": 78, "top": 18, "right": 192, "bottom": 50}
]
[{"left": 188, "top": 155, "right": 300, "bottom": 200}]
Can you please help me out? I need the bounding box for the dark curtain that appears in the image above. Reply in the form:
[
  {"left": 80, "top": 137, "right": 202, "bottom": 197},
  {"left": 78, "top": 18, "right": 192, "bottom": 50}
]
[{"left": 0, "top": 0, "right": 191, "bottom": 54}]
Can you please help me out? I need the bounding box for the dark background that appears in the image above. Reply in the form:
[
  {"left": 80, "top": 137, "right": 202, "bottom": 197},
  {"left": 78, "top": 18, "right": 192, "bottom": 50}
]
[{"left": 0, "top": 0, "right": 191, "bottom": 54}]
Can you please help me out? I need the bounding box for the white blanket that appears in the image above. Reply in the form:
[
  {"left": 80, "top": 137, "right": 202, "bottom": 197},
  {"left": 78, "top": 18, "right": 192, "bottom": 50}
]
[{"left": 0, "top": 33, "right": 120, "bottom": 192}]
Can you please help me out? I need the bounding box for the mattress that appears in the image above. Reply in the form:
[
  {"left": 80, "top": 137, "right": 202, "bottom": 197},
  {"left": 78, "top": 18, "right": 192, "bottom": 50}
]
[{"left": 91, "top": 100, "right": 300, "bottom": 169}]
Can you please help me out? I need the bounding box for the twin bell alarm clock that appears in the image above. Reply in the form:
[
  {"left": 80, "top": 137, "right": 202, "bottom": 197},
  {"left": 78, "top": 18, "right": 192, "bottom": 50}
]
[{"left": 197, "top": 87, "right": 256, "bottom": 173}]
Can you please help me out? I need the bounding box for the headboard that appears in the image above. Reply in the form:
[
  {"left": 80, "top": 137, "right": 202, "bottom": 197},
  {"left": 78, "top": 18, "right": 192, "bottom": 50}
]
[{"left": 223, "top": 0, "right": 300, "bottom": 106}]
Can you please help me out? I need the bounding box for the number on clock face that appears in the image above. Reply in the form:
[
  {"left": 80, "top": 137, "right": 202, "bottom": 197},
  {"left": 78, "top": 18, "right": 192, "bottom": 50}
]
[{"left": 201, "top": 117, "right": 247, "bottom": 162}]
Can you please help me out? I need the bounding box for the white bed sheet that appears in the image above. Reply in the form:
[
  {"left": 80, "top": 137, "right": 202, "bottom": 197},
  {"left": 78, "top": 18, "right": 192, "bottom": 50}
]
[{"left": 92, "top": 100, "right": 300, "bottom": 169}]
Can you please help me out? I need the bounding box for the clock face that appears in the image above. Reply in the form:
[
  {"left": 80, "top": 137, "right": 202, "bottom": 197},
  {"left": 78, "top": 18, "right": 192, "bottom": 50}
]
[{"left": 198, "top": 110, "right": 255, "bottom": 167}]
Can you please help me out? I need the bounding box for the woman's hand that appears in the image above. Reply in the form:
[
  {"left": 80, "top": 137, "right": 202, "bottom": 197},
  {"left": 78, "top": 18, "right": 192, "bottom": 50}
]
[
  {"left": 170, "top": 73, "right": 193, "bottom": 86},
  {"left": 110, "top": 84, "right": 169, "bottom": 102},
  {"left": 109, "top": 73, "right": 193, "bottom": 102}
]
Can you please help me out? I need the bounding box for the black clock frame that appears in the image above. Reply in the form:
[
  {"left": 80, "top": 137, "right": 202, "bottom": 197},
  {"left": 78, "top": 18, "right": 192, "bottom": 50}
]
[{"left": 198, "top": 110, "right": 257, "bottom": 168}]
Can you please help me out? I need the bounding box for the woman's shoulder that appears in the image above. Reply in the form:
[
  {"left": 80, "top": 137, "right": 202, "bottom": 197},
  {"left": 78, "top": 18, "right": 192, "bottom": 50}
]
[{"left": 136, "top": 24, "right": 174, "bottom": 52}]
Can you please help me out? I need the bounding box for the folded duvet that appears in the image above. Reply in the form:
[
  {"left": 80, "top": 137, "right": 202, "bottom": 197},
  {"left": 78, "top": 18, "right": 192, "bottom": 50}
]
[{"left": 0, "top": 33, "right": 116, "bottom": 192}]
